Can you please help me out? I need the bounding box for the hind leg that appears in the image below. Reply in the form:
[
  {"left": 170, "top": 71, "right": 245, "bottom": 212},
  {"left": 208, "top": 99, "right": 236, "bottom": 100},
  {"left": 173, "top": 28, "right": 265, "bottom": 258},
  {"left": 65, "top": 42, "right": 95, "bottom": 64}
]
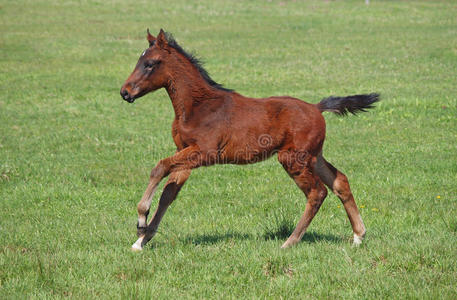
[
  {"left": 314, "top": 153, "right": 366, "bottom": 245},
  {"left": 278, "top": 152, "right": 328, "bottom": 248}
]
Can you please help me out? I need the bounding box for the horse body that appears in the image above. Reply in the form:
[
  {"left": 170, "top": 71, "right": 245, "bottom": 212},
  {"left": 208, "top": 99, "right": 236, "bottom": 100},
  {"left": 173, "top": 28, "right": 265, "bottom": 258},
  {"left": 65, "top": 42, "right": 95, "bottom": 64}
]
[
  {"left": 173, "top": 92, "right": 325, "bottom": 165},
  {"left": 120, "top": 29, "right": 378, "bottom": 251}
]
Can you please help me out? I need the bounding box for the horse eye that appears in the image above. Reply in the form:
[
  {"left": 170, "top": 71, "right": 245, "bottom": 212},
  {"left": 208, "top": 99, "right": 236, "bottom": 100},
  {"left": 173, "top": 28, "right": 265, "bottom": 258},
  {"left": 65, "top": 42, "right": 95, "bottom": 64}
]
[{"left": 144, "top": 60, "right": 160, "bottom": 70}]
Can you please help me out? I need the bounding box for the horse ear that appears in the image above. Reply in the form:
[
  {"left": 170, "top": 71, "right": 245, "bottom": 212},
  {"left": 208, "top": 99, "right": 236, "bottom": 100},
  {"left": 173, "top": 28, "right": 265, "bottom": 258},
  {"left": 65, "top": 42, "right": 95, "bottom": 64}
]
[
  {"left": 156, "top": 28, "right": 168, "bottom": 49},
  {"left": 147, "top": 28, "right": 156, "bottom": 46}
]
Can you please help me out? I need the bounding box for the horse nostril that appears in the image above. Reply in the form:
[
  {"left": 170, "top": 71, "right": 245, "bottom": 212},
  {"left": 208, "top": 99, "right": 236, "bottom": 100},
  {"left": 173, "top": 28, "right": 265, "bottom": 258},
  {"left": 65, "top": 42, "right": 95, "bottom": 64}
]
[
  {"left": 120, "top": 87, "right": 136, "bottom": 103},
  {"left": 120, "top": 89, "right": 129, "bottom": 99}
]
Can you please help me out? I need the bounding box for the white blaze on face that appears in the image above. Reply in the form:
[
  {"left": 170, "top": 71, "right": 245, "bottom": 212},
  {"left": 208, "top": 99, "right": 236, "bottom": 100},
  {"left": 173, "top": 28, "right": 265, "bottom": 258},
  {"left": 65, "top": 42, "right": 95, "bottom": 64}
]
[{"left": 141, "top": 50, "right": 147, "bottom": 57}]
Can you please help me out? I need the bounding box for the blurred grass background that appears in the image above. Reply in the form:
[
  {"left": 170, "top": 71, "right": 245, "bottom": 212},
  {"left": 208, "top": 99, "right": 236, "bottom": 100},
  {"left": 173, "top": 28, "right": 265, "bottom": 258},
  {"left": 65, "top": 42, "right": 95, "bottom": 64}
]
[{"left": 1, "top": 0, "right": 456, "bottom": 298}]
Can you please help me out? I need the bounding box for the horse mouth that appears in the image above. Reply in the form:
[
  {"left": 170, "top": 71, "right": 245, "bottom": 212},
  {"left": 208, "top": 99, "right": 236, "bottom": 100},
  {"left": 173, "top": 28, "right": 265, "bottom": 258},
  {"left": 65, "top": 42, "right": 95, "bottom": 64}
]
[
  {"left": 120, "top": 86, "right": 149, "bottom": 103},
  {"left": 121, "top": 93, "right": 136, "bottom": 103}
]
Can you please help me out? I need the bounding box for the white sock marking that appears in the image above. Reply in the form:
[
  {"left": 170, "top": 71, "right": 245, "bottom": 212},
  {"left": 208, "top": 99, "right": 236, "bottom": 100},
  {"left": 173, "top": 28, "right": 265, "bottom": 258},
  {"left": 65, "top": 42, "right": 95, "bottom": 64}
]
[
  {"left": 353, "top": 233, "right": 363, "bottom": 245},
  {"left": 138, "top": 215, "right": 147, "bottom": 228},
  {"left": 131, "top": 236, "right": 144, "bottom": 251}
]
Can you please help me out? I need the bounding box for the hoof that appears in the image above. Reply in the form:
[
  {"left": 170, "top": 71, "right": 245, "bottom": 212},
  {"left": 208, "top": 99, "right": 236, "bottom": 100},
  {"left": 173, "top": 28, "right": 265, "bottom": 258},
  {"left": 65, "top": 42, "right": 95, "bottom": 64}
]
[
  {"left": 280, "top": 238, "right": 296, "bottom": 249},
  {"left": 131, "top": 244, "right": 143, "bottom": 252},
  {"left": 131, "top": 236, "right": 144, "bottom": 251},
  {"left": 353, "top": 233, "right": 364, "bottom": 246}
]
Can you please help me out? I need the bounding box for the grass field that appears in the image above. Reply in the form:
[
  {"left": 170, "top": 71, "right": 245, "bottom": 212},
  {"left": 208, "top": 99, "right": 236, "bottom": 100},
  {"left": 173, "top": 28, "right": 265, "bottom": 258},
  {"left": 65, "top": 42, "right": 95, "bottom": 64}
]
[{"left": 1, "top": 0, "right": 456, "bottom": 298}]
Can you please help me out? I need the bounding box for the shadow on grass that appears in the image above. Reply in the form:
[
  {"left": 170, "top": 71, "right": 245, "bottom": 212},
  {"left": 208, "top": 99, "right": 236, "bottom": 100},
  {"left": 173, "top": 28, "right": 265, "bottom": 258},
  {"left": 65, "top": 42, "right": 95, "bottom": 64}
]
[
  {"left": 262, "top": 217, "right": 295, "bottom": 241},
  {"left": 302, "top": 231, "right": 342, "bottom": 243},
  {"left": 180, "top": 228, "right": 341, "bottom": 246},
  {"left": 262, "top": 216, "right": 342, "bottom": 244},
  {"left": 264, "top": 229, "right": 342, "bottom": 244},
  {"left": 183, "top": 231, "right": 252, "bottom": 245}
]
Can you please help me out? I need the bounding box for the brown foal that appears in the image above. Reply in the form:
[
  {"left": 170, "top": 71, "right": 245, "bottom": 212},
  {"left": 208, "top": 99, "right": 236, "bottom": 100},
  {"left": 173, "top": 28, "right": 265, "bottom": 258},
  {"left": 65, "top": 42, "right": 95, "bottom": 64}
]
[{"left": 120, "top": 29, "right": 379, "bottom": 251}]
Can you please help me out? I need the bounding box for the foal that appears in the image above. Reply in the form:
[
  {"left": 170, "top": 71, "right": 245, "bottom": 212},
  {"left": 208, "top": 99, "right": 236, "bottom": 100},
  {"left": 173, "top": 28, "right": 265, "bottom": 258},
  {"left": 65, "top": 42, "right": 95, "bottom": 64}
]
[{"left": 120, "top": 29, "right": 379, "bottom": 251}]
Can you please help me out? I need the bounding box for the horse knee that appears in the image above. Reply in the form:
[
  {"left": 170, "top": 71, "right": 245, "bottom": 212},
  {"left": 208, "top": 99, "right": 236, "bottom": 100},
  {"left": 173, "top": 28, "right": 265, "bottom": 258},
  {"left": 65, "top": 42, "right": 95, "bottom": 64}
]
[
  {"left": 168, "top": 169, "right": 191, "bottom": 185},
  {"left": 150, "top": 161, "right": 168, "bottom": 179}
]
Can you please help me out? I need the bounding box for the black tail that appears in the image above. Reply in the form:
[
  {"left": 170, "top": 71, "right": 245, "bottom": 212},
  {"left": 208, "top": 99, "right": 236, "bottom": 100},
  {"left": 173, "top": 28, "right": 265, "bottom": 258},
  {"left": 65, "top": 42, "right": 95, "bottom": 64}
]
[{"left": 317, "top": 93, "right": 380, "bottom": 116}]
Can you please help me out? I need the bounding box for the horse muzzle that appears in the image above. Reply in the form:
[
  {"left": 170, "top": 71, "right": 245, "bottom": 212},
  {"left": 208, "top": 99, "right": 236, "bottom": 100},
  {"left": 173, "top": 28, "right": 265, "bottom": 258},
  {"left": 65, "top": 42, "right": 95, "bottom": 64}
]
[{"left": 120, "top": 88, "right": 135, "bottom": 103}]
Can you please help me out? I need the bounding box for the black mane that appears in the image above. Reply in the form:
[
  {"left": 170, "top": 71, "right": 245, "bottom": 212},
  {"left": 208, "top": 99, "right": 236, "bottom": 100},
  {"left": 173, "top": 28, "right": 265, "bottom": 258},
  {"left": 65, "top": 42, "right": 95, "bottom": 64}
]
[{"left": 164, "top": 32, "right": 233, "bottom": 92}]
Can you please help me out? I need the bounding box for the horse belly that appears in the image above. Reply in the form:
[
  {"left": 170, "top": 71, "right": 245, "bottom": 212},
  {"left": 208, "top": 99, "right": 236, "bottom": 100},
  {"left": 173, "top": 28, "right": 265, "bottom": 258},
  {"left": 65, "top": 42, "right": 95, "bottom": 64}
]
[{"left": 219, "top": 133, "right": 279, "bottom": 165}]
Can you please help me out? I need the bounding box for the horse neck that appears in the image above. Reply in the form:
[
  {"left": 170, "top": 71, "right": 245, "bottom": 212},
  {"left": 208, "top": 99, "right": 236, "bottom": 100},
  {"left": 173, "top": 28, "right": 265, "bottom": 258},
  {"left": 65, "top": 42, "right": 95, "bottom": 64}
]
[{"left": 164, "top": 63, "right": 224, "bottom": 120}]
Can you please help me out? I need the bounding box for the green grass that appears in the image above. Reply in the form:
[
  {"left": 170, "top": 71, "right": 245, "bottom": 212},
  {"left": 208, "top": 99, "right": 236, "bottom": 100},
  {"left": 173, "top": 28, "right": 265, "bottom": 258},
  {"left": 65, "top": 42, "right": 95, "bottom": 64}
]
[{"left": 1, "top": 0, "right": 456, "bottom": 298}]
